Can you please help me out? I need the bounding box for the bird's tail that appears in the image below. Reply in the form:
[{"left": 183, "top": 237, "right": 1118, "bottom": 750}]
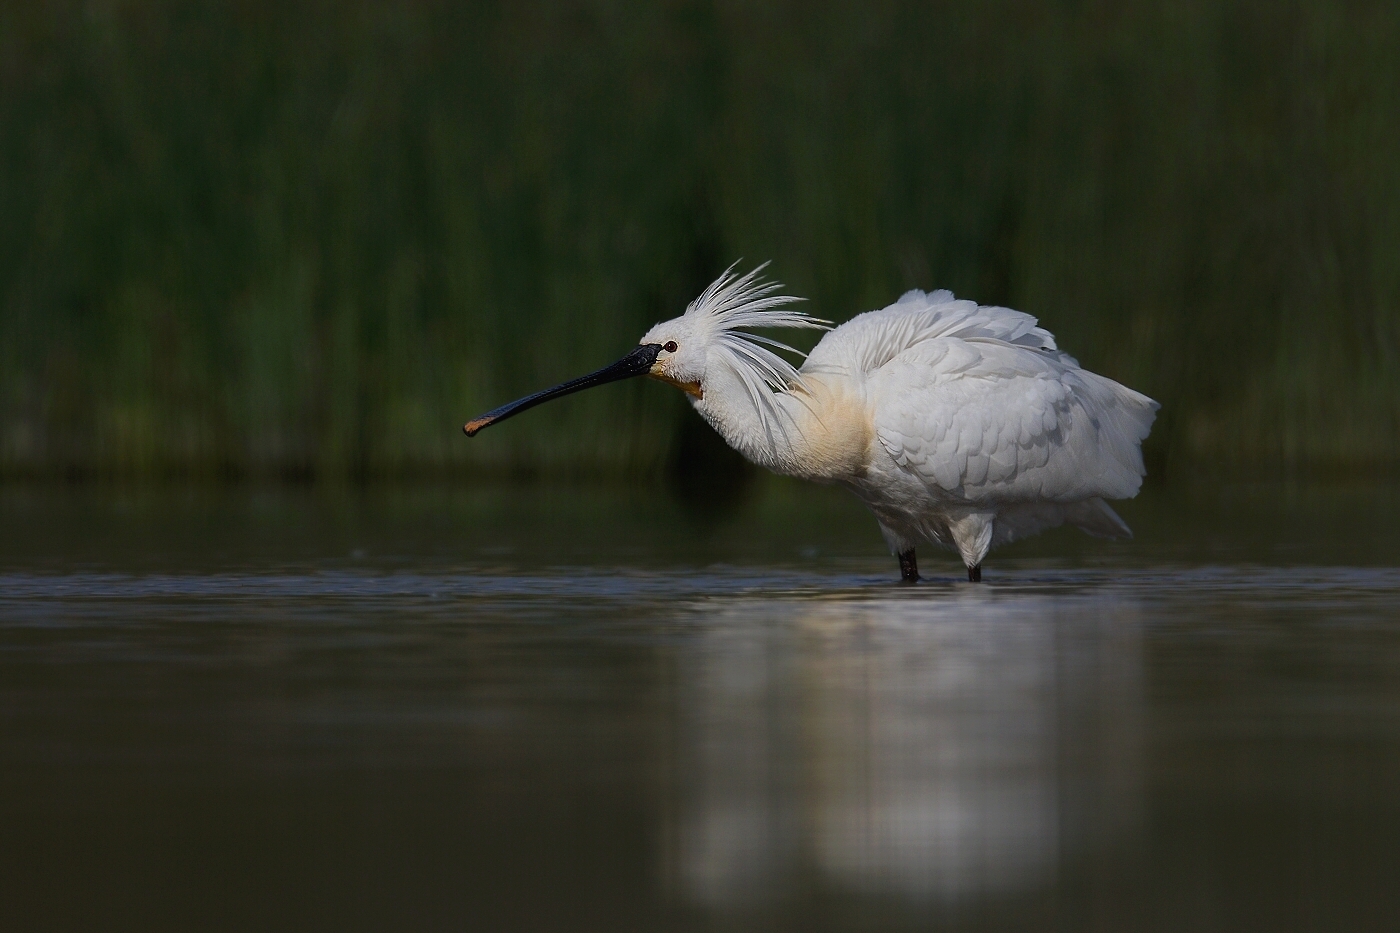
[{"left": 1068, "top": 497, "right": 1133, "bottom": 540}]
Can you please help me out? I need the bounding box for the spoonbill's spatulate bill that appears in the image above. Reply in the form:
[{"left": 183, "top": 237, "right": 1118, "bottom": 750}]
[{"left": 464, "top": 264, "right": 1159, "bottom": 582}]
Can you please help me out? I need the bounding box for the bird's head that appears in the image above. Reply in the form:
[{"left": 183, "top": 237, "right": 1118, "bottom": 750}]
[
  {"left": 463, "top": 263, "right": 827, "bottom": 436},
  {"left": 637, "top": 318, "right": 706, "bottom": 399}
]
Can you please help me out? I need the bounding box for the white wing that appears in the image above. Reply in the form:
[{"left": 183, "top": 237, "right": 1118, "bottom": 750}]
[
  {"left": 810, "top": 290, "right": 1158, "bottom": 505},
  {"left": 804, "top": 288, "right": 1062, "bottom": 377}
]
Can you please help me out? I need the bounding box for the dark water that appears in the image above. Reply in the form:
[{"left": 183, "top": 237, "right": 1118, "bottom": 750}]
[{"left": 2, "top": 482, "right": 1399, "bottom": 932}]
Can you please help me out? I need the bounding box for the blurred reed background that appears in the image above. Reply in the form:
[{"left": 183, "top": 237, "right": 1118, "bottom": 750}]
[{"left": 1, "top": 0, "right": 1397, "bottom": 481}]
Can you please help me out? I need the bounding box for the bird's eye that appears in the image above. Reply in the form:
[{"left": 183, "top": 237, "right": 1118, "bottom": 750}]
[{"left": 664, "top": 341, "right": 678, "bottom": 353}]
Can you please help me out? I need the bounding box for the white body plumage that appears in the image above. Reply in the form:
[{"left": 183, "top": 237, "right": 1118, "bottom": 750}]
[
  {"left": 465, "top": 263, "right": 1158, "bottom": 580},
  {"left": 640, "top": 266, "right": 1159, "bottom": 578}
]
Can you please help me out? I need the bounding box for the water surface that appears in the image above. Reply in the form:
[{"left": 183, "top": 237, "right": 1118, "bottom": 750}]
[{"left": 2, "top": 482, "right": 1399, "bottom": 931}]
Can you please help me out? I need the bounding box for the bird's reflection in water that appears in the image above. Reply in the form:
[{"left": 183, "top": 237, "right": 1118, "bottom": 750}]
[{"left": 670, "top": 587, "right": 1143, "bottom": 907}]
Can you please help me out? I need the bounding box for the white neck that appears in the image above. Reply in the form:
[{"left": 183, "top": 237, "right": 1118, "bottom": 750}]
[
  {"left": 689, "top": 363, "right": 870, "bottom": 482},
  {"left": 690, "top": 364, "right": 802, "bottom": 475}
]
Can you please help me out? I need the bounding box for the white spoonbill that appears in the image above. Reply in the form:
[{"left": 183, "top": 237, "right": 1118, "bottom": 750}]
[{"left": 464, "top": 264, "right": 1159, "bottom": 582}]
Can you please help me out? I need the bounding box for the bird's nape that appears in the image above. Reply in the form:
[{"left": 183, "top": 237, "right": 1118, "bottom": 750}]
[{"left": 463, "top": 343, "right": 663, "bottom": 436}]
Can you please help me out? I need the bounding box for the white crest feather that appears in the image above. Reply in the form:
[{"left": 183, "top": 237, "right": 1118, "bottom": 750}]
[{"left": 685, "top": 262, "right": 829, "bottom": 435}]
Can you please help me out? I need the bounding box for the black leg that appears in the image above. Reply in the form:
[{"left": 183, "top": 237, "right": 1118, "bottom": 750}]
[
  {"left": 898, "top": 548, "right": 919, "bottom": 583},
  {"left": 967, "top": 563, "right": 982, "bottom": 583}
]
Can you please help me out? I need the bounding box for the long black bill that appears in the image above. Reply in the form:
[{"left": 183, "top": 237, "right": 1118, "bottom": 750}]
[{"left": 463, "top": 344, "right": 664, "bottom": 437}]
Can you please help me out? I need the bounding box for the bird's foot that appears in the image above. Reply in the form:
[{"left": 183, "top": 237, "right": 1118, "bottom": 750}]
[
  {"left": 967, "top": 563, "right": 982, "bottom": 583},
  {"left": 898, "top": 548, "right": 919, "bottom": 584}
]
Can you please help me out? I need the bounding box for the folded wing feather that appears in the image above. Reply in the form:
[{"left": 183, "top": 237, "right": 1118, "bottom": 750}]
[{"left": 804, "top": 290, "right": 1157, "bottom": 506}]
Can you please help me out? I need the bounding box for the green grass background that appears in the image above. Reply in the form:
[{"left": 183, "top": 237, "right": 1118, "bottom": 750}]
[{"left": 2, "top": 0, "right": 1397, "bottom": 479}]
